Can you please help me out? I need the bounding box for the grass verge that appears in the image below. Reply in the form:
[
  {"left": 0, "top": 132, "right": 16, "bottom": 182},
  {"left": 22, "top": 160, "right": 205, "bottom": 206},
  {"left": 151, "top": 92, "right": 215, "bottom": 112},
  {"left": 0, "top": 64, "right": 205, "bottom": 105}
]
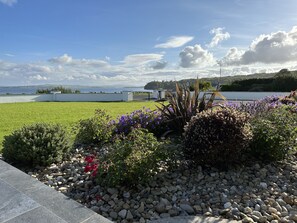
[{"left": 0, "top": 101, "right": 158, "bottom": 151}]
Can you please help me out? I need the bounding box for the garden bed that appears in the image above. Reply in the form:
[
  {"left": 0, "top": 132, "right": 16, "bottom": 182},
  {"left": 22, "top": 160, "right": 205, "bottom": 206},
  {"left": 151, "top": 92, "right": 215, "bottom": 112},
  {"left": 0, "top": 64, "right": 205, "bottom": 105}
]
[{"left": 20, "top": 146, "right": 297, "bottom": 223}]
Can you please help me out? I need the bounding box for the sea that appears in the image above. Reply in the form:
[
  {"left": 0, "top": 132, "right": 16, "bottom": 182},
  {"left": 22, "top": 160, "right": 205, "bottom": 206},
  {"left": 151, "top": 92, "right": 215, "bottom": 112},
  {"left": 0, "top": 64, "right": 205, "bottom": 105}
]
[{"left": 0, "top": 85, "right": 152, "bottom": 95}]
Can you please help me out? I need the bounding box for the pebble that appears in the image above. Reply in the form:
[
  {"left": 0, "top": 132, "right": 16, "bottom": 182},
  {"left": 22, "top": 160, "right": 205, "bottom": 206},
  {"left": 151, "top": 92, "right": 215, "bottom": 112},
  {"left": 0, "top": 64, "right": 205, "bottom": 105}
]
[
  {"left": 118, "top": 209, "right": 127, "bottom": 219},
  {"left": 180, "top": 204, "right": 194, "bottom": 214},
  {"left": 259, "top": 182, "right": 268, "bottom": 189},
  {"left": 242, "top": 217, "right": 254, "bottom": 223},
  {"left": 109, "top": 211, "right": 118, "bottom": 219},
  {"left": 268, "top": 207, "right": 278, "bottom": 214},
  {"left": 244, "top": 207, "right": 253, "bottom": 214},
  {"left": 22, "top": 146, "right": 297, "bottom": 223},
  {"left": 255, "top": 204, "right": 261, "bottom": 211},
  {"left": 123, "top": 192, "right": 130, "bottom": 198},
  {"left": 224, "top": 202, "right": 232, "bottom": 209},
  {"left": 126, "top": 210, "right": 133, "bottom": 220}
]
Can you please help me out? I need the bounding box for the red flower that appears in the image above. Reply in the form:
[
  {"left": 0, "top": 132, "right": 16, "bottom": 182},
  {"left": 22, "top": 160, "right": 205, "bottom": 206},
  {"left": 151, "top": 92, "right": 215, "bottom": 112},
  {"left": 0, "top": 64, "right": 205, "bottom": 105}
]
[
  {"left": 84, "top": 155, "right": 99, "bottom": 176},
  {"left": 84, "top": 164, "right": 92, "bottom": 173},
  {"left": 85, "top": 155, "right": 95, "bottom": 163}
]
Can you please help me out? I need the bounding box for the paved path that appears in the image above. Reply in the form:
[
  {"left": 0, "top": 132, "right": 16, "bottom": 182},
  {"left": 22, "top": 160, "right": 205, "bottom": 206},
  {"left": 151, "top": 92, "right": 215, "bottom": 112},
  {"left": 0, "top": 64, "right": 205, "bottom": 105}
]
[{"left": 0, "top": 160, "right": 112, "bottom": 223}]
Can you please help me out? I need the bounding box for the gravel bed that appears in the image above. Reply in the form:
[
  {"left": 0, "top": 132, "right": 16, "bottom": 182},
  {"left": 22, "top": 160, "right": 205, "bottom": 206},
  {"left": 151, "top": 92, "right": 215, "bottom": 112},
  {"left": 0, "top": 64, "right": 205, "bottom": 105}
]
[{"left": 24, "top": 147, "right": 297, "bottom": 223}]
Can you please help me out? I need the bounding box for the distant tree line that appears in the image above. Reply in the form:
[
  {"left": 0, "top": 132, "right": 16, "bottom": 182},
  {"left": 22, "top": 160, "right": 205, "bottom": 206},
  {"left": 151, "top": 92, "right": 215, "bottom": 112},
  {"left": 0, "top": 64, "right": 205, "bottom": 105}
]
[
  {"left": 221, "top": 69, "right": 297, "bottom": 92},
  {"left": 36, "top": 86, "right": 81, "bottom": 94},
  {"left": 144, "top": 69, "right": 297, "bottom": 92},
  {"left": 144, "top": 80, "right": 212, "bottom": 91}
]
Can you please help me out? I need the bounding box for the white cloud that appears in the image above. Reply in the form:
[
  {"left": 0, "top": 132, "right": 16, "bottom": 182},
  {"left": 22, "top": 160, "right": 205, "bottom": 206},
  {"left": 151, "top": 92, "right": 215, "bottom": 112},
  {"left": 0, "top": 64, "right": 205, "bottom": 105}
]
[
  {"left": 123, "top": 53, "right": 164, "bottom": 65},
  {"left": 155, "top": 36, "right": 194, "bottom": 48},
  {"left": 4, "top": 53, "right": 14, "bottom": 57},
  {"left": 49, "top": 54, "right": 72, "bottom": 64},
  {"left": 221, "top": 47, "right": 244, "bottom": 65},
  {"left": 49, "top": 54, "right": 109, "bottom": 67},
  {"left": 208, "top": 27, "right": 230, "bottom": 48},
  {"left": 0, "top": 0, "right": 17, "bottom": 6},
  {"left": 179, "top": 44, "right": 215, "bottom": 68},
  {"left": 29, "top": 75, "right": 48, "bottom": 81},
  {"left": 150, "top": 61, "right": 167, "bottom": 70},
  {"left": 223, "top": 26, "right": 297, "bottom": 65},
  {"left": 76, "top": 59, "right": 109, "bottom": 67}
]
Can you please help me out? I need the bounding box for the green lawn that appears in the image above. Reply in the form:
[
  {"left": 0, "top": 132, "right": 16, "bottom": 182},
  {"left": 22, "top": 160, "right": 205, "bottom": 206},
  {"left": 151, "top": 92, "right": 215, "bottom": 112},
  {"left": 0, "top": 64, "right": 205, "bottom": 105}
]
[{"left": 0, "top": 101, "right": 158, "bottom": 151}]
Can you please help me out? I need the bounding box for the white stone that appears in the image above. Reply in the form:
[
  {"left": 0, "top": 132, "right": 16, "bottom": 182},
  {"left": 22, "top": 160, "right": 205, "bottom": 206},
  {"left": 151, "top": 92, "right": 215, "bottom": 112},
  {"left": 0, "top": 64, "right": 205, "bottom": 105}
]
[
  {"left": 255, "top": 204, "right": 261, "bottom": 211},
  {"left": 268, "top": 207, "right": 278, "bottom": 214},
  {"left": 224, "top": 202, "right": 232, "bottom": 209},
  {"left": 259, "top": 182, "right": 268, "bottom": 189}
]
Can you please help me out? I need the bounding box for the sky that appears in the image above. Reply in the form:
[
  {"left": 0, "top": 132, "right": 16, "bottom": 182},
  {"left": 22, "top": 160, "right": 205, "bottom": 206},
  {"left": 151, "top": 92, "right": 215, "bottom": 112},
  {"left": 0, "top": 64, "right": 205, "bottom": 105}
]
[{"left": 1, "top": 0, "right": 297, "bottom": 86}]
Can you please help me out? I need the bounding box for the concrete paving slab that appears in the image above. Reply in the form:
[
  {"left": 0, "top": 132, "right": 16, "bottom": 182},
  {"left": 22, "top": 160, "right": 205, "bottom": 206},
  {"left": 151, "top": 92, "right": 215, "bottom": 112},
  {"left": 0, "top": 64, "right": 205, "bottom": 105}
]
[
  {"left": 4, "top": 206, "right": 67, "bottom": 223},
  {"left": 0, "top": 168, "right": 42, "bottom": 193},
  {"left": 24, "top": 184, "right": 97, "bottom": 223},
  {"left": 0, "top": 160, "right": 112, "bottom": 223},
  {"left": 0, "top": 179, "right": 40, "bottom": 223},
  {"left": 80, "top": 214, "right": 116, "bottom": 223}
]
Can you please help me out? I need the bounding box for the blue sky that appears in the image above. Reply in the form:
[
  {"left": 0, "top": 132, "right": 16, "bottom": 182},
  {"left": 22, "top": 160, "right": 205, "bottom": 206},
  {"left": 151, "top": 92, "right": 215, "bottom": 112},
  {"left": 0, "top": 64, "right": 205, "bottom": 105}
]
[{"left": 1, "top": 0, "right": 297, "bottom": 86}]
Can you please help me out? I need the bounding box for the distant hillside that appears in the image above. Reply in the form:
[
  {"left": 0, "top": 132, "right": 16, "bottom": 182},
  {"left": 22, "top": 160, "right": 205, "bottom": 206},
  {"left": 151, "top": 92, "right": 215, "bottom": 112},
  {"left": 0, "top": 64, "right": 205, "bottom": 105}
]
[{"left": 144, "top": 69, "right": 296, "bottom": 92}]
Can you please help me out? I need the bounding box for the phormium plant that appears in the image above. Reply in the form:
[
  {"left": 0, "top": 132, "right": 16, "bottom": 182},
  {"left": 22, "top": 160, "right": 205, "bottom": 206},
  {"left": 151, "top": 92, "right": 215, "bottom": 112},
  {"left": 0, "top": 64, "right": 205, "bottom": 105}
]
[{"left": 157, "top": 79, "right": 225, "bottom": 133}]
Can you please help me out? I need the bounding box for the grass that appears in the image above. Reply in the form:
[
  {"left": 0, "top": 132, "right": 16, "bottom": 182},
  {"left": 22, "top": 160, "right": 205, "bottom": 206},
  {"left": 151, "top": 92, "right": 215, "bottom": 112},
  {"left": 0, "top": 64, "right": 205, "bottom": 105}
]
[{"left": 0, "top": 101, "right": 158, "bottom": 151}]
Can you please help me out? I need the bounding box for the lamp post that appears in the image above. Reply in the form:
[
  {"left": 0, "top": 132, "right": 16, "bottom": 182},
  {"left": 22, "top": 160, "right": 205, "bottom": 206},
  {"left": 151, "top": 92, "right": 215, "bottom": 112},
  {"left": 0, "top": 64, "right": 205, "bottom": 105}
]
[{"left": 217, "top": 60, "right": 222, "bottom": 90}]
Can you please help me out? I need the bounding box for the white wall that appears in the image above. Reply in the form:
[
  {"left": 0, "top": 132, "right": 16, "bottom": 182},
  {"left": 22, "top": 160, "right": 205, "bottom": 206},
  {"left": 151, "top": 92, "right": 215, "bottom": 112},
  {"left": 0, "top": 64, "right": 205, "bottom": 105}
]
[
  {"left": 0, "top": 91, "right": 291, "bottom": 103},
  {"left": 54, "top": 93, "right": 126, "bottom": 102},
  {"left": 190, "top": 91, "right": 290, "bottom": 101},
  {"left": 122, "top": 91, "right": 133, "bottom": 101},
  {"left": 0, "top": 92, "right": 133, "bottom": 103},
  {"left": 211, "top": 91, "right": 290, "bottom": 101},
  {"left": 0, "top": 94, "right": 52, "bottom": 103}
]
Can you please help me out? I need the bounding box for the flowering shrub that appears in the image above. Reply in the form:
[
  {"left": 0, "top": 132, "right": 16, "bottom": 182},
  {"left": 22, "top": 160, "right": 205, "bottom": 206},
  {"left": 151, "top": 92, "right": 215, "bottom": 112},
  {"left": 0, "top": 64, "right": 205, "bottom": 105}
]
[
  {"left": 2, "top": 123, "right": 71, "bottom": 167},
  {"left": 112, "top": 107, "right": 166, "bottom": 137},
  {"left": 225, "top": 92, "right": 297, "bottom": 116},
  {"left": 184, "top": 108, "right": 252, "bottom": 169},
  {"left": 249, "top": 106, "right": 297, "bottom": 161},
  {"left": 74, "top": 109, "right": 114, "bottom": 145},
  {"left": 87, "top": 128, "right": 167, "bottom": 187}
]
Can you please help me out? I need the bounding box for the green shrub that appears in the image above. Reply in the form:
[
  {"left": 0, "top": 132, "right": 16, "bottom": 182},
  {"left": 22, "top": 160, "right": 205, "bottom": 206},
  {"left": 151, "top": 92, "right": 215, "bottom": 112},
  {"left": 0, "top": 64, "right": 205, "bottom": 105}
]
[
  {"left": 184, "top": 108, "right": 252, "bottom": 168},
  {"left": 250, "top": 106, "right": 297, "bottom": 161},
  {"left": 95, "top": 128, "right": 167, "bottom": 187},
  {"left": 74, "top": 109, "right": 113, "bottom": 145},
  {"left": 2, "top": 123, "right": 71, "bottom": 167}
]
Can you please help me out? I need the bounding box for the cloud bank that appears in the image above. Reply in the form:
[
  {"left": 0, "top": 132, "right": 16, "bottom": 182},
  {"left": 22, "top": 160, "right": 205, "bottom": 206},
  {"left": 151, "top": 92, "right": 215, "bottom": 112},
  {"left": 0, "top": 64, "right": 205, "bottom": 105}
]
[
  {"left": 223, "top": 26, "right": 297, "bottom": 65},
  {"left": 2, "top": 26, "right": 297, "bottom": 86}
]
